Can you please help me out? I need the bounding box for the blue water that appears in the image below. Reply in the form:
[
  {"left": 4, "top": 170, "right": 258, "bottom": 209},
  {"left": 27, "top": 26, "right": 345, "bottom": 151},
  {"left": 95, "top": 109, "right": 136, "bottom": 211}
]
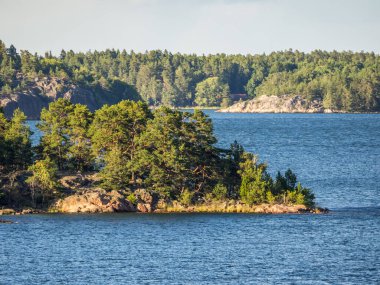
[{"left": 2, "top": 113, "right": 379, "bottom": 284}]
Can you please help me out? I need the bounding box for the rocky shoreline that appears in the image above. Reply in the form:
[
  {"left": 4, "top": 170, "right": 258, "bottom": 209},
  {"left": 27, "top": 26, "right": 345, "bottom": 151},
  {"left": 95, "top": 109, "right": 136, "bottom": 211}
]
[
  {"left": 0, "top": 76, "right": 135, "bottom": 119},
  {"left": 220, "top": 95, "right": 336, "bottom": 113},
  {"left": 1, "top": 189, "right": 329, "bottom": 216}
]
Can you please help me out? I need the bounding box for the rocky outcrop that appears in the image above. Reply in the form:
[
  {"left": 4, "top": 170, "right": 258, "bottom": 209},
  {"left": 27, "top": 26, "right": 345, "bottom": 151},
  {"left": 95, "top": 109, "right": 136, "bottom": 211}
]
[
  {"left": 0, "top": 208, "right": 16, "bottom": 215},
  {"left": 219, "top": 95, "right": 327, "bottom": 113},
  {"left": 162, "top": 200, "right": 328, "bottom": 214},
  {"left": 134, "top": 189, "right": 158, "bottom": 213},
  {"left": 53, "top": 190, "right": 136, "bottom": 213},
  {"left": 0, "top": 76, "right": 138, "bottom": 119},
  {"left": 0, "top": 219, "right": 14, "bottom": 224}
]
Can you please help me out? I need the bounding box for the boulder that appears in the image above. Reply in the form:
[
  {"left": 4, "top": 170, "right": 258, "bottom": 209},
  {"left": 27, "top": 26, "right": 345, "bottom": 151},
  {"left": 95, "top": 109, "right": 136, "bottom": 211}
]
[
  {"left": 59, "top": 174, "right": 92, "bottom": 189},
  {"left": 137, "top": 203, "right": 152, "bottom": 213},
  {"left": 0, "top": 219, "right": 14, "bottom": 224},
  {"left": 134, "top": 189, "right": 158, "bottom": 212},
  {"left": 53, "top": 190, "right": 136, "bottom": 213},
  {"left": 219, "top": 95, "right": 326, "bottom": 113},
  {"left": 0, "top": 208, "right": 16, "bottom": 215},
  {"left": 134, "top": 189, "right": 154, "bottom": 204}
]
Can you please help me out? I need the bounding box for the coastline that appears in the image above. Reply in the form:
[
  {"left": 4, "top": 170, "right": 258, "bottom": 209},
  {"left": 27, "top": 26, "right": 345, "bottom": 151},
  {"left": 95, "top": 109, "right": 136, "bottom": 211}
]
[{"left": 0, "top": 203, "right": 329, "bottom": 216}]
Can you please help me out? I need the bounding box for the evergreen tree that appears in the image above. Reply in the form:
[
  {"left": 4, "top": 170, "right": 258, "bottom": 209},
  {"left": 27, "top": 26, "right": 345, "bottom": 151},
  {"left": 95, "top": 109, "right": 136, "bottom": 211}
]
[
  {"left": 238, "top": 152, "right": 271, "bottom": 205},
  {"left": 67, "top": 104, "right": 93, "bottom": 171},
  {"left": 38, "top": 98, "right": 74, "bottom": 170},
  {"left": 195, "top": 77, "right": 230, "bottom": 107},
  {"left": 90, "top": 100, "right": 151, "bottom": 188},
  {"left": 4, "top": 109, "right": 32, "bottom": 171}
]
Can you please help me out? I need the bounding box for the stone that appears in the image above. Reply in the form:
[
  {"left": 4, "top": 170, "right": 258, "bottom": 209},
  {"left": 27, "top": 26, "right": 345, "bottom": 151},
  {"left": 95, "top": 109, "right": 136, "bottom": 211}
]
[
  {"left": 219, "top": 95, "right": 328, "bottom": 113},
  {"left": 134, "top": 189, "right": 154, "bottom": 204},
  {"left": 137, "top": 203, "right": 152, "bottom": 213},
  {"left": 0, "top": 219, "right": 14, "bottom": 224},
  {"left": 0, "top": 76, "right": 133, "bottom": 119},
  {"left": 0, "top": 208, "right": 16, "bottom": 215},
  {"left": 21, "top": 209, "right": 34, "bottom": 215},
  {"left": 53, "top": 190, "right": 136, "bottom": 213}
]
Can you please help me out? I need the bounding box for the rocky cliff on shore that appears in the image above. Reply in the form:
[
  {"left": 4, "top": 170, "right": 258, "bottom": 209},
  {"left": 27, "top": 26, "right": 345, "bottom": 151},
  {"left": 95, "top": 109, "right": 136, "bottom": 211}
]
[
  {"left": 0, "top": 75, "right": 138, "bottom": 119},
  {"left": 219, "top": 95, "right": 331, "bottom": 113},
  {"left": 0, "top": 172, "right": 328, "bottom": 215},
  {"left": 47, "top": 192, "right": 329, "bottom": 214}
]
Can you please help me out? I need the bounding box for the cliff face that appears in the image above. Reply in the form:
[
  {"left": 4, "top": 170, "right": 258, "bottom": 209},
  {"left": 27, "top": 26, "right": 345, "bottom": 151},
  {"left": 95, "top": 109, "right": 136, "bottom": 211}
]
[
  {"left": 0, "top": 76, "right": 138, "bottom": 119},
  {"left": 219, "top": 95, "right": 327, "bottom": 113}
]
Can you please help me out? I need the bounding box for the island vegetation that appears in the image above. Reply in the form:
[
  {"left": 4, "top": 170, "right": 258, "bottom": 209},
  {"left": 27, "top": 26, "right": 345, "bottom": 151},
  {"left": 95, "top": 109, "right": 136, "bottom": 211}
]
[
  {"left": 0, "top": 40, "right": 379, "bottom": 114},
  {"left": 0, "top": 99, "right": 321, "bottom": 214}
]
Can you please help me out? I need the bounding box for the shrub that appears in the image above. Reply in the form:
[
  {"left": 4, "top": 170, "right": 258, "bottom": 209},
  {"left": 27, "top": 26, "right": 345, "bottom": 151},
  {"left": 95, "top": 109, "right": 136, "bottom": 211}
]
[
  {"left": 212, "top": 183, "right": 228, "bottom": 201},
  {"left": 179, "top": 189, "right": 194, "bottom": 207},
  {"left": 127, "top": 193, "right": 137, "bottom": 205},
  {"left": 266, "top": 191, "right": 276, "bottom": 204}
]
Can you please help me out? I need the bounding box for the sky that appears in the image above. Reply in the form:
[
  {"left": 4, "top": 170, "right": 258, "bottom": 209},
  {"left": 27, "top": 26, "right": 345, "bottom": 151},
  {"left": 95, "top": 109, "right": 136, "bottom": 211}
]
[{"left": 0, "top": 0, "right": 379, "bottom": 55}]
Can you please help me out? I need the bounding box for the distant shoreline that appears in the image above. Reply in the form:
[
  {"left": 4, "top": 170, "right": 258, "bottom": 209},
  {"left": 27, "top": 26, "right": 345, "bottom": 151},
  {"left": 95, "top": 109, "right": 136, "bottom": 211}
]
[{"left": 218, "top": 95, "right": 380, "bottom": 114}]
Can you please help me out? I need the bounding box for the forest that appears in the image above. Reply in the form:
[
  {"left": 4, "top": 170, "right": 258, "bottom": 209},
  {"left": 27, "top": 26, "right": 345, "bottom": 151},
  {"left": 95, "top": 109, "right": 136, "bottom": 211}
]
[
  {"left": 0, "top": 100, "right": 315, "bottom": 210},
  {"left": 0, "top": 40, "right": 379, "bottom": 111}
]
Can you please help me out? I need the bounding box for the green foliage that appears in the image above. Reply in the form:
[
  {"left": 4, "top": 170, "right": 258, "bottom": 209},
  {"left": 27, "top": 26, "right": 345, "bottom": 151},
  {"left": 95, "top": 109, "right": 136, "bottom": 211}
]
[
  {"left": 26, "top": 158, "right": 58, "bottom": 190},
  {"left": 37, "top": 98, "right": 96, "bottom": 173},
  {"left": 67, "top": 104, "right": 94, "bottom": 171},
  {"left": 133, "top": 107, "right": 222, "bottom": 199},
  {"left": 236, "top": 154, "right": 315, "bottom": 207},
  {"left": 0, "top": 97, "right": 316, "bottom": 209},
  {"left": 212, "top": 183, "right": 228, "bottom": 201},
  {"left": 195, "top": 77, "right": 230, "bottom": 107},
  {"left": 2, "top": 40, "right": 378, "bottom": 111},
  {"left": 26, "top": 158, "right": 58, "bottom": 205},
  {"left": 266, "top": 191, "right": 276, "bottom": 204},
  {"left": 38, "top": 98, "right": 74, "bottom": 170},
  {"left": 90, "top": 100, "right": 151, "bottom": 188},
  {"left": 99, "top": 147, "right": 130, "bottom": 190},
  {"left": 291, "top": 183, "right": 315, "bottom": 207},
  {"left": 238, "top": 153, "right": 271, "bottom": 205},
  {"left": 0, "top": 108, "right": 32, "bottom": 174},
  {"left": 127, "top": 193, "right": 137, "bottom": 205},
  {"left": 179, "top": 189, "right": 194, "bottom": 207}
]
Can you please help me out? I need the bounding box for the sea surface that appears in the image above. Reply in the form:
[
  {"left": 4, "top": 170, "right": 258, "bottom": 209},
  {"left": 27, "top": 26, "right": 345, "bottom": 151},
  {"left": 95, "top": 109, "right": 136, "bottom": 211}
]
[{"left": 1, "top": 113, "right": 379, "bottom": 284}]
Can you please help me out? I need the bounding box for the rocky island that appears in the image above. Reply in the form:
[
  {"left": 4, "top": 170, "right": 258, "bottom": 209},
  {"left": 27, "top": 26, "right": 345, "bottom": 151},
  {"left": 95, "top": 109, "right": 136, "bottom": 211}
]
[
  {"left": 219, "top": 95, "right": 329, "bottom": 113},
  {"left": 0, "top": 99, "right": 327, "bottom": 215}
]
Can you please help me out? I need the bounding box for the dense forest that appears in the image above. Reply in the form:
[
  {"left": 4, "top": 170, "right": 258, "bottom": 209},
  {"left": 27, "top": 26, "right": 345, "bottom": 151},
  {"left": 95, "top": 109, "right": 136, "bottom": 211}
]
[
  {"left": 0, "top": 100, "right": 314, "bottom": 210},
  {"left": 0, "top": 40, "right": 379, "bottom": 111}
]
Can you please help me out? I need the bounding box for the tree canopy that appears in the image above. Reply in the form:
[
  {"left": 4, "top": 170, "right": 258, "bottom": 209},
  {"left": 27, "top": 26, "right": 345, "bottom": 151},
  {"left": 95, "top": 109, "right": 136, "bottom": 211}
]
[
  {"left": 1, "top": 40, "right": 379, "bottom": 111},
  {"left": 1, "top": 99, "right": 315, "bottom": 209}
]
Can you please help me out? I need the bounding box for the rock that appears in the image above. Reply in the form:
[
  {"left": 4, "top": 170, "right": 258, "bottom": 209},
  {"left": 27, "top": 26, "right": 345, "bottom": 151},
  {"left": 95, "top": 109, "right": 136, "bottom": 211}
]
[
  {"left": 134, "top": 189, "right": 157, "bottom": 212},
  {"left": 134, "top": 189, "right": 154, "bottom": 204},
  {"left": 53, "top": 190, "right": 136, "bottom": 213},
  {"left": 312, "top": 207, "right": 329, "bottom": 214},
  {"left": 219, "top": 95, "right": 326, "bottom": 113},
  {"left": 137, "top": 203, "right": 152, "bottom": 213},
  {"left": 59, "top": 174, "right": 91, "bottom": 189},
  {"left": 0, "top": 208, "right": 16, "bottom": 215},
  {"left": 0, "top": 76, "right": 138, "bottom": 119},
  {"left": 156, "top": 199, "right": 168, "bottom": 210},
  {"left": 21, "top": 209, "right": 34, "bottom": 215},
  {"left": 0, "top": 219, "right": 14, "bottom": 224}
]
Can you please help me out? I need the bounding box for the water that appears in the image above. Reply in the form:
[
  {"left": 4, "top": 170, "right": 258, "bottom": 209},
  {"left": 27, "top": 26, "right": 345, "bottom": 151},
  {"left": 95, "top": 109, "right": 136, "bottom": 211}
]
[
  {"left": 1, "top": 113, "right": 379, "bottom": 284},
  {"left": 207, "top": 112, "right": 380, "bottom": 210}
]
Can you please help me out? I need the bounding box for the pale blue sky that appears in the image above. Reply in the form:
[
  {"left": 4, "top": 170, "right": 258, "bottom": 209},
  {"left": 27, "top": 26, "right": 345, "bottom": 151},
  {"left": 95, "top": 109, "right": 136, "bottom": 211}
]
[{"left": 0, "top": 0, "right": 379, "bottom": 55}]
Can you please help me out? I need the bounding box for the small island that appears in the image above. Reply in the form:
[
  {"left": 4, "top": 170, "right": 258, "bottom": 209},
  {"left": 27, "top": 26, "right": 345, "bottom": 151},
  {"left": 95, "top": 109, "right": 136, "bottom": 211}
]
[{"left": 0, "top": 99, "right": 327, "bottom": 215}]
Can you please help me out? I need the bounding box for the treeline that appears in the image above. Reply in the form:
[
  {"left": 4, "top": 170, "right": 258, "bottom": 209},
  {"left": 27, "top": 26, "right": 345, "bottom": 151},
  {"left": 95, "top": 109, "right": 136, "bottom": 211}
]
[
  {"left": 1, "top": 40, "right": 379, "bottom": 111},
  {"left": 0, "top": 100, "right": 314, "bottom": 208}
]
